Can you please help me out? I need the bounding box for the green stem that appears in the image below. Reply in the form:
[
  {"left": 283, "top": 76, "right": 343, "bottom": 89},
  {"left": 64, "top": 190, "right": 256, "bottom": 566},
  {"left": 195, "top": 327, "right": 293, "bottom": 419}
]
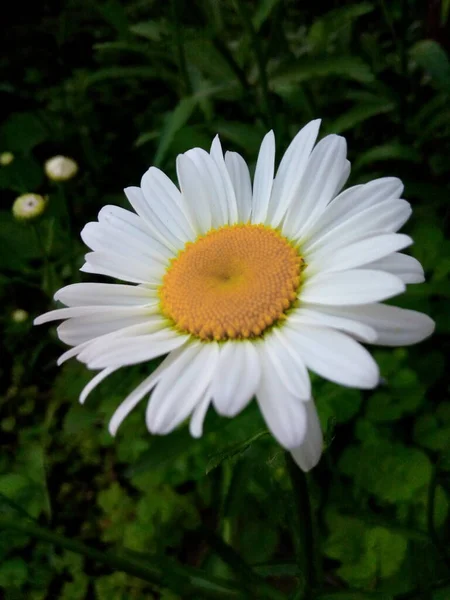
[
  {"left": 171, "top": 0, "right": 192, "bottom": 94},
  {"left": 212, "top": 37, "right": 250, "bottom": 94},
  {"left": 285, "top": 453, "right": 318, "bottom": 599},
  {"left": 200, "top": 526, "right": 285, "bottom": 600},
  {"left": 57, "top": 183, "right": 77, "bottom": 280},
  {"left": 32, "top": 223, "right": 54, "bottom": 295},
  {"left": 427, "top": 466, "right": 450, "bottom": 570},
  {"left": 234, "top": 0, "right": 274, "bottom": 128},
  {"left": 0, "top": 518, "right": 247, "bottom": 598},
  {"left": 0, "top": 517, "right": 162, "bottom": 584}
]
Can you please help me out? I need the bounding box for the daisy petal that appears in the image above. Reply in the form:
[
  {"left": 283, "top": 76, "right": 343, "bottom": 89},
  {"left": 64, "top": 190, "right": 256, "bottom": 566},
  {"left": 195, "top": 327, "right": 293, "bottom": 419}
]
[
  {"left": 267, "top": 119, "right": 321, "bottom": 227},
  {"left": 318, "top": 304, "right": 435, "bottom": 346},
  {"left": 56, "top": 315, "right": 157, "bottom": 346},
  {"left": 210, "top": 136, "right": 239, "bottom": 223},
  {"left": 140, "top": 166, "right": 197, "bottom": 242},
  {"left": 289, "top": 305, "right": 378, "bottom": 343},
  {"left": 306, "top": 177, "right": 404, "bottom": 241},
  {"left": 34, "top": 304, "right": 157, "bottom": 325},
  {"left": 256, "top": 347, "right": 307, "bottom": 449},
  {"left": 301, "top": 270, "right": 405, "bottom": 305},
  {"left": 183, "top": 148, "right": 230, "bottom": 229},
  {"left": 108, "top": 347, "right": 186, "bottom": 436},
  {"left": 189, "top": 391, "right": 211, "bottom": 438},
  {"left": 290, "top": 400, "right": 323, "bottom": 472},
  {"left": 304, "top": 199, "right": 412, "bottom": 254},
  {"left": 80, "top": 367, "right": 117, "bottom": 405},
  {"left": 284, "top": 324, "right": 379, "bottom": 388},
  {"left": 224, "top": 151, "right": 252, "bottom": 222},
  {"left": 84, "top": 330, "right": 189, "bottom": 369},
  {"left": 283, "top": 134, "right": 348, "bottom": 239},
  {"left": 147, "top": 342, "right": 219, "bottom": 434},
  {"left": 308, "top": 233, "right": 413, "bottom": 273},
  {"left": 96, "top": 205, "right": 171, "bottom": 259},
  {"left": 54, "top": 283, "right": 156, "bottom": 307},
  {"left": 57, "top": 341, "right": 91, "bottom": 366},
  {"left": 211, "top": 341, "right": 261, "bottom": 417},
  {"left": 124, "top": 186, "right": 181, "bottom": 251},
  {"left": 251, "top": 131, "right": 275, "bottom": 224},
  {"left": 263, "top": 332, "right": 311, "bottom": 399},
  {"left": 81, "top": 251, "right": 164, "bottom": 285},
  {"left": 270, "top": 329, "right": 312, "bottom": 398},
  {"left": 365, "top": 252, "right": 425, "bottom": 283}
]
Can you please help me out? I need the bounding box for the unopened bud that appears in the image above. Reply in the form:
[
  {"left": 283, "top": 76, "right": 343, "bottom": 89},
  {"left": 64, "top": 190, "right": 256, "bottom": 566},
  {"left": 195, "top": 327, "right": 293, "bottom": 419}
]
[
  {"left": 44, "top": 155, "right": 78, "bottom": 182},
  {"left": 0, "top": 152, "right": 14, "bottom": 166},
  {"left": 11, "top": 309, "right": 29, "bottom": 323},
  {"left": 12, "top": 193, "right": 47, "bottom": 221}
]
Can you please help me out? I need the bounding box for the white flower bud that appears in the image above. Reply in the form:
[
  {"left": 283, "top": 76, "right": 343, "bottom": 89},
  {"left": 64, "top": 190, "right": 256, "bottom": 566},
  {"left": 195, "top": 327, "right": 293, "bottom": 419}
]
[
  {"left": 44, "top": 155, "right": 78, "bottom": 182},
  {"left": 0, "top": 152, "right": 14, "bottom": 166},
  {"left": 12, "top": 194, "right": 47, "bottom": 221},
  {"left": 11, "top": 309, "right": 28, "bottom": 323}
]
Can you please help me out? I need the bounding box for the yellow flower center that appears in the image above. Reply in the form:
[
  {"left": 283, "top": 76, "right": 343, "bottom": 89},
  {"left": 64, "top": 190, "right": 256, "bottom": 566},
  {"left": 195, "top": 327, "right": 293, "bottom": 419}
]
[{"left": 159, "top": 224, "right": 303, "bottom": 341}]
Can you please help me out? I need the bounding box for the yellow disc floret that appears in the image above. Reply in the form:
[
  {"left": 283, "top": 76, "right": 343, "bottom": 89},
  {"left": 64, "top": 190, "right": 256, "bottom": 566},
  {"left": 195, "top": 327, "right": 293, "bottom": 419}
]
[{"left": 159, "top": 224, "right": 303, "bottom": 341}]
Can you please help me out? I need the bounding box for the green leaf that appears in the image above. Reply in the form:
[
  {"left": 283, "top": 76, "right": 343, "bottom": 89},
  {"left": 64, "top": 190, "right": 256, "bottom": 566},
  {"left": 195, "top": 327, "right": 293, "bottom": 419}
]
[
  {"left": 324, "top": 511, "right": 407, "bottom": 587},
  {"left": 96, "top": 0, "right": 130, "bottom": 38},
  {"left": 0, "top": 113, "right": 47, "bottom": 153},
  {"left": 326, "top": 100, "right": 395, "bottom": 134},
  {"left": 154, "top": 97, "right": 198, "bottom": 167},
  {"left": 353, "top": 143, "right": 421, "bottom": 169},
  {"left": 316, "top": 383, "right": 362, "bottom": 425},
  {"left": 0, "top": 155, "right": 44, "bottom": 192},
  {"left": 252, "top": 0, "right": 281, "bottom": 31},
  {"left": 270, "top": 56, "right": 374, "bottom": 89},
  {"left": 134, "top": 130, "right": 159, "bottom": 148},
  {"left": 339, "top": 442, "right": 433, "bottom": 503},
  {"left": 365, "top": 368, "right": 425, "bottom": 422},
  {"left": 83, "top": 67, "right": 169, "bottom": 89},
  {"left": 206, "top": 430, "right": 269, "bottom": 474},
  {"left": 215, "top": 122, "right": 266, "bottom": 155},
  {"left": 0, "top": 474, "right": 43, "bottom": 519},
  {"left": 0, "top": 558, "right": 28, "bottom": 588},
  {"left": 130, "top": 20, "right": 168, "bottom": 42},
  {"left": 308, "top": 3, "right": 375, "bottom": 51},
  {"left": 94, "top": 40, "right": 160, "bottom": 59},
  {"left": 317, "top": 593, "right": 393, "bottom": 600},
  {"left": 413, "top": 403, "right": 450, "bottom": 451},
  {"left": 63, "top": 403, "right": 99, "bottom": 436},
  {"left": 0, "top": 212, "right": 40, "bottom": 271},
  {"left": 410, "top": 40, "right": 450, "bottom": 93},
  {"left": 184, "top": 38, "right": 237, "bottom": 83}
]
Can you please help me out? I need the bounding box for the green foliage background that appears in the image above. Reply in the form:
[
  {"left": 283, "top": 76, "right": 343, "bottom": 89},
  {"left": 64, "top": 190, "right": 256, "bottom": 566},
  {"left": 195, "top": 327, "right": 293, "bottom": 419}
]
[{"left": 1, "top": 1, "right": 449, "bottom": 598}]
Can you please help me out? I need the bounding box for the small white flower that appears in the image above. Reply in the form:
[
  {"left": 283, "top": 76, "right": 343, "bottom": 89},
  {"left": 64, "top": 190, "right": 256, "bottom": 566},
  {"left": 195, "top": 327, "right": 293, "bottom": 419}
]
[
  {"left": 35, "top": 120, "right": 434, "bottom": 471},
  {"left": 0, "top": 152, "right": 14, "bottom": 166},
  {"left": 45, "top": 155, "right": 78, "bottom": 182},
  {"left": 12, "top": 193, "right": 47, "bottom": 221}
]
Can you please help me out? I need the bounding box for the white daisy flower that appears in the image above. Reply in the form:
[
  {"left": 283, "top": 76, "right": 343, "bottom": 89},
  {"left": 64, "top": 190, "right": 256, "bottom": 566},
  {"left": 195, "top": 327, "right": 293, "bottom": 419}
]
[{"left": 34, "top": 120, "right": 434, "bottom": 471}]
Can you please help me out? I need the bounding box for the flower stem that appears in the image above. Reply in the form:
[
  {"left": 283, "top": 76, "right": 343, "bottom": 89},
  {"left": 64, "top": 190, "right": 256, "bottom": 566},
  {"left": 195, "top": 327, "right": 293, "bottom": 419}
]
[
  {"left": 57, "top": 183, "right": 77, "bottom": 280},
  {"left": 285, "top": 452, "right": 319, "bottom": 599},
  {"left": 32, "top": 223, "right": 54, "bottom": 295}
]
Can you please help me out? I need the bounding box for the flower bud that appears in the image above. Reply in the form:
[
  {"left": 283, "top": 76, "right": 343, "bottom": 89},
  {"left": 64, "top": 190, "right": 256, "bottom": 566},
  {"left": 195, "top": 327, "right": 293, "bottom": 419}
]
[
  {"left": 12, "top": 193, "right": 47, "bottom": 221},
  {"left": 11, "top": 309, "right": 28, "bottom": 323},
  {"left": 0, "top": 152, "right": 14, "bottom": 166},
  {"left": 44, "top": 155, "right": 78, "bottom": 182}
]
